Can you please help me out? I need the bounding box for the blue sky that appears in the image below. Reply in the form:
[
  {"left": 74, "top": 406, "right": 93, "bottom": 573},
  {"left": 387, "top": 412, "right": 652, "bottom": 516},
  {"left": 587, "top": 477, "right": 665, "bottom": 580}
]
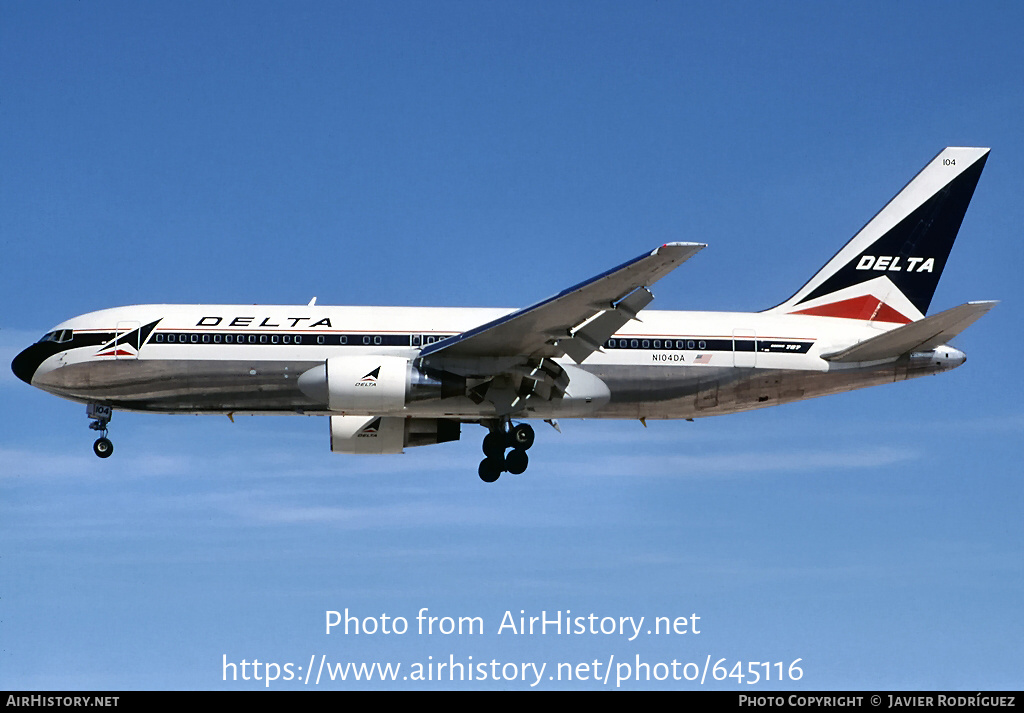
[{"left": 2, "top": 1, "right": 1022, "bottom": 690}]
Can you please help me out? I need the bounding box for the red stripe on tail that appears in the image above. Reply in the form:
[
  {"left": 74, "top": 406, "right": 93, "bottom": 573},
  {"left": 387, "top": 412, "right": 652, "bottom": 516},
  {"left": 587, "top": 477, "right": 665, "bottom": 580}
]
[{"left": 791, "top": 295, "right": 912, "bottom": 323}]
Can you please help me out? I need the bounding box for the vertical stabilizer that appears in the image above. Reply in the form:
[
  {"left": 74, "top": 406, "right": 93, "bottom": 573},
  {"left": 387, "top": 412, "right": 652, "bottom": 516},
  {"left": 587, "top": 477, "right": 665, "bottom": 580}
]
[{"left": 768, "top": 147, "right": 989, "bottom": 323}]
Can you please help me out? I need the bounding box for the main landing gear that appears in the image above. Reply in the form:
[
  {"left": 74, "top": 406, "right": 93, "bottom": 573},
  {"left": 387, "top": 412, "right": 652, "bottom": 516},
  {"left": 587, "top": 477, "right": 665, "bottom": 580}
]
[
  {"left": 87, "top": 404, "right": 114, "bottom": 458},
  {"left": 478, "top": 421, "right": 535, "bottom": 483}
]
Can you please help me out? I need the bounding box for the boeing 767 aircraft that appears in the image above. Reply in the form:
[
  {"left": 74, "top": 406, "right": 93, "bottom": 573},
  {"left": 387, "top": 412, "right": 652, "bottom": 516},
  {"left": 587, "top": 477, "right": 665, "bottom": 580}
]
[{"left": 12, "top": 147, "right": 995, "bottom": 482}]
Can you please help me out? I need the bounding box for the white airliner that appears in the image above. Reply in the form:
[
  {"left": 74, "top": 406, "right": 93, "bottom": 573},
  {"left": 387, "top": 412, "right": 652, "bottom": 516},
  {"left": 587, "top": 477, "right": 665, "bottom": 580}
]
[{"left": 13, "top": 147, "right": 995, "bottom": 481}]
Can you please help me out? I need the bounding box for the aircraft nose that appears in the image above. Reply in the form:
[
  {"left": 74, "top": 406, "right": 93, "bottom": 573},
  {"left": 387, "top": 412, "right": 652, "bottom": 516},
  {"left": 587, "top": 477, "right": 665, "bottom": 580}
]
[{"left": 11, "top": 344, "right": 44, "bottom": 385}]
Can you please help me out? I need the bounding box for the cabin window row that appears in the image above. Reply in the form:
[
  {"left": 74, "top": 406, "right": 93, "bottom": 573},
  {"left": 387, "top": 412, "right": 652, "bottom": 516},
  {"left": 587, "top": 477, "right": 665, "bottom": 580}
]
[
  {"left": 148, "top": 332, "right": 809, "bottom": 353},
  {"left": 605, "top": 338, "right": 713, "bottom": 350},
  {"left": 601, "top": 338, "right": 808, "bottom": 353},
  {"left": 150, "top": 333, "right": 447, "bottom": 347}
]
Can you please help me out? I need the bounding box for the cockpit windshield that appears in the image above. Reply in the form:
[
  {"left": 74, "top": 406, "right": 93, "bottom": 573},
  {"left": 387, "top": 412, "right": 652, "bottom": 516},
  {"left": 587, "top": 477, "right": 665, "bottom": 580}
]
[{"left": 39, "top": 329, "right": 73, "bottom": 344}]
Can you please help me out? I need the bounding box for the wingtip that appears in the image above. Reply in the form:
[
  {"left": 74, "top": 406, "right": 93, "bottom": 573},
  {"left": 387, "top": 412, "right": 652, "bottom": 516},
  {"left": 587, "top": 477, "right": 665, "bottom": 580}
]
[{"left": 655, "top": 241, "right": 707, "bottom": 255}]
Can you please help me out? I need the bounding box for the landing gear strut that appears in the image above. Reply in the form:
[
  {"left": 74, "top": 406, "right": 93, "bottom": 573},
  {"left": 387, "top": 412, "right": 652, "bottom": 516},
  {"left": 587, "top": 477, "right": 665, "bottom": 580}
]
[
  {"left": 88, "top": 404, "right": 114, "bottom": 458},
  {"left": 478, "top": 421, "right": 534, "bottom": 482}
]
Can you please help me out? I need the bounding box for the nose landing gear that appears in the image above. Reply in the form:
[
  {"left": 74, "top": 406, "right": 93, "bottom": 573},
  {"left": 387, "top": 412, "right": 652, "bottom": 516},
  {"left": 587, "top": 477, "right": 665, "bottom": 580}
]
[
  {"left": 87, "top": 404, "right": 114, "bottom": 458},
  {"left": 478, "top": 422, "right": 534, "bottom": 482}
]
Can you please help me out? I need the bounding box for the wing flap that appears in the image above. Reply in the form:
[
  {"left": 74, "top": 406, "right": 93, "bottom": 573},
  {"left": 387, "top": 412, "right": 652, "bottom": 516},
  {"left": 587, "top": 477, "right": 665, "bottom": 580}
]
[
  {"left": 822, "top": 301, "right": 997, "bottom": 362},
  {"left": 562, "top": 287, "right": 654, "bottom": 363}
]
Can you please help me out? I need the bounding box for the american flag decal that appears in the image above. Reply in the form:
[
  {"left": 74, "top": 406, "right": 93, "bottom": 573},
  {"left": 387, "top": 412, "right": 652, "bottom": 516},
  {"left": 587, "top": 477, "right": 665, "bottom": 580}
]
[{"left": 694, "top": 354, "right": 712, "bottom": 364}]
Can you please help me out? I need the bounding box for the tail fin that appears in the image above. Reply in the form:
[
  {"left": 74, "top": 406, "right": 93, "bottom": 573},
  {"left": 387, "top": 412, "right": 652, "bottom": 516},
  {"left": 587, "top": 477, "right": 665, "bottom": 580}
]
[{"left": 768, "top": 147, "right": 989, "bottom": 323}]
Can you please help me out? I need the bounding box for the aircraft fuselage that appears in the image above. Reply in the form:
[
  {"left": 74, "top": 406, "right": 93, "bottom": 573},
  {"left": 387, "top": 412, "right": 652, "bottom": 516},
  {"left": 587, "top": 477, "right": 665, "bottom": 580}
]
[{"left": 14, "top": 303, "right": 965, "bottom": 421}]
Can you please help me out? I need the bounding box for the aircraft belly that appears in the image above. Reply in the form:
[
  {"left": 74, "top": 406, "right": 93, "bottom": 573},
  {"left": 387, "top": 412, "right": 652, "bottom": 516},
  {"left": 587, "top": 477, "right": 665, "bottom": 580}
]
[
  {"left": 32, "top": 352, "right": 952, "bottom": 420},
  {"left": 583, "top": 364, "right": 719, "bottom": 419},
  {"left": 35, "top": 359, "right": 325, "bottom": 413},
  {"left": 585, "top": 361, "right": 922, "bottom": 420}
]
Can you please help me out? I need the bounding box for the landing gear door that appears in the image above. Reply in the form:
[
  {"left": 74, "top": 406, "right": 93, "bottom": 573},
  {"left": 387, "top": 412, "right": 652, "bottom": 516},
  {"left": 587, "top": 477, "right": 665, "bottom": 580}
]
[{"left": 114, "top": 321, "right": 141, "bottom": 359}]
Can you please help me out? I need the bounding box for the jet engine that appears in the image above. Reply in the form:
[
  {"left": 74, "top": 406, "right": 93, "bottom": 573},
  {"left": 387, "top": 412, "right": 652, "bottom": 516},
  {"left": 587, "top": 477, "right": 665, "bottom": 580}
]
[
  {"left": 330, "top": 415, "right": 461, "bottom": 454},
  {"left": 298, "top": 355, "right": 465, "bottom": 413}
]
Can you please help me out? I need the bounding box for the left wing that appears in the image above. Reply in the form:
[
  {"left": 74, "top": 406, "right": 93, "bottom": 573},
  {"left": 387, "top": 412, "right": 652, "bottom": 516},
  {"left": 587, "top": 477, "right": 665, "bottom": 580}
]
[{"left": 420, "top": 242, "right": 704, "bottom": 364}]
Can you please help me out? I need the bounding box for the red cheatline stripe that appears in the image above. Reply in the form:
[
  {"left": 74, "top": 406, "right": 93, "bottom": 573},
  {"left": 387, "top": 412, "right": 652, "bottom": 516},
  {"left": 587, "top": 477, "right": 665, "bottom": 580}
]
[{"left": 790, "top": 295, "right": 912, "bottom": 323}]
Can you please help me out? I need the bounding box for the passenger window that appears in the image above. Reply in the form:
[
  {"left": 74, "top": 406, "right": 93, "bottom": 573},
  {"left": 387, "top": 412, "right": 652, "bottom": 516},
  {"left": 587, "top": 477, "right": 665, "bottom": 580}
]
[
  {"left": 295, "top": 336, "right": 302, "bottom": 344},
  {"left": 630, "top": 339, "right": 638, "bottom": 348},
  {"left": 687, "top": 340, "right": 695, "bottom": 349},
  {"left": 317, "top": 336, "right": 325, "bottom": 345}
]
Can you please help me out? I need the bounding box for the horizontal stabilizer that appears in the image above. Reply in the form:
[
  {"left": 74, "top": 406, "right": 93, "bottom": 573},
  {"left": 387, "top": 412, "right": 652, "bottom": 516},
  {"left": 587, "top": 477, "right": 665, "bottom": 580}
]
[{"left": 822, "top": 301, "right": 997, "bottom": 362}]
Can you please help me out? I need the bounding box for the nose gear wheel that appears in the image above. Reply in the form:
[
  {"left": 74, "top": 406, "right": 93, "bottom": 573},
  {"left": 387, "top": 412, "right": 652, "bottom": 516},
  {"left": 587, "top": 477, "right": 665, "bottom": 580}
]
[{"left": 87, "top": 404, "right": 114, "bottom": 459}]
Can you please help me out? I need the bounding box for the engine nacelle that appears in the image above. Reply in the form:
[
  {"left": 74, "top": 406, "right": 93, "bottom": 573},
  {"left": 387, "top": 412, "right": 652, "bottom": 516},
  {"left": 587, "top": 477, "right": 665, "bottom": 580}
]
[
  {"left": 330, "top": 415, "right": 461, "bottom": 454},
  {"left": 298, "top": 355, "right": 465, "bottom": 413}
]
